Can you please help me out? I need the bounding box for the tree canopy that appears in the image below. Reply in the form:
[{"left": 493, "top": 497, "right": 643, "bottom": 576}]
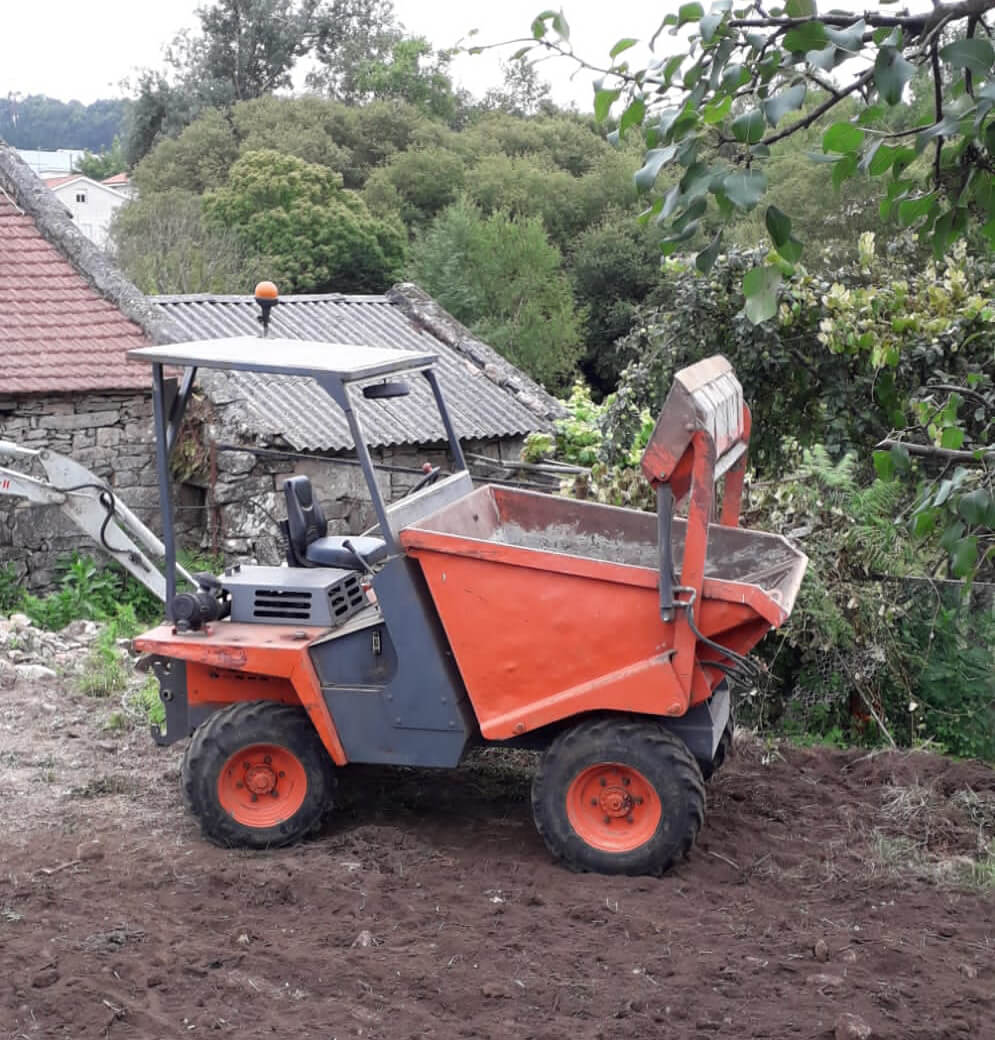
[
  {"left": 0, "top": 96, "right": 127, "bottom": 151},
  {"left": 202, "top": 149, "right": 406, "bottom": 292}
]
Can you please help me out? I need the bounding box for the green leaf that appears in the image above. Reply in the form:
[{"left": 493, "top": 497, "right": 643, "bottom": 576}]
[
  {"left": 696, "top": 230, "right": 723, "bottom": 273},
  {"left": 594, "top": 87, "right": 622, "bottom": 122},
  {"left": 783, "top": 21, "right": 828, "bottom": 53},
  {"left": 825, "top": 19, "right": 865, "bottom": 53},
  {"left": 940, "top": 37, "right": 995, "bottom": 77},
  {"left": 678, "top": 2, "right": 705, "bottom": 26},
  {"left": 958, "top": 489, "right": 993, "bottom": 527},
  {"left": 857, "top": 103, "right": 886, "bottom": 126},
  {"left": 552, "top": 10, "right": 570, "bottom": 42},
  {"left": 832, "top": 153, "right": 858, "bottom": 190},
  {"left": 531, "top": 10, "right": 556, "bottom": 38},
  {"left": 680, "top": 162, "right": 714, "bottom": 199},
  {"left": 822, "top": 122, "right": 864, "bottom": 153},
  {"left": 941, "top": 426, "right": 965, "bottom": 450},
  {"left": 785, "top": 0, "right": 817, "bottom": 15},
  {"left": 868, "top": 143, "right": 900, "bottom": 175},
  {"left": 510, "top": 46, "right": 533, "bottom": 61},
  {"left": 732, "top": 107, "right": 765, "bottom": 144},
  {"left": 662, "top": 55, "right": 685, "bottom": 85},
  {"left": 743, "top": 264, "right": 782, "bottom": 324},
  {"left": 724, "top": 168, "right": 768, "bottom": 209},
  {"left": 703, "top": 95, "right": 732, "bottom": 124},
  {"left": 897, "top": 193, "right": 936, "bottom": 226},
  {"left": 661, "top": 221, "right": 701, "bottom": 254},
  {"left": 610, "top": 37, "right": 639, "bottom": 59},
  {"left": 806, "top": 45, "right": 839, "bottom": 71},
  {"left": 873, "top": 449, "right": 895, "bottom": 481},
  {"left": 633, "top": 145, "right": 678, "bottom": 191},
  {"left": 765, "top": 205, "right": 792, "bottom": 248},
  {"left": 950, "top": 535, "right": 978, "bottom": 578},
  {"left": 721, "top": 63, "right": 750, "bottom": 90},
  {"left": 763, "top": 82, "right": 807, "bottom": 126},
  {"left": 912, "top": 507, "right": 936, "bottom": 538},
  {"left": 778, "top": 235, "right": 803, "bottom": 263},
  {"left": 619, "top": 97, "right": 647, "bottom": 134},
  {"left": 875, "top": 45, "right": 915, "bottom": 105},
  {"left": 700, "top": 13, "right": 723, "bottom": 41}
]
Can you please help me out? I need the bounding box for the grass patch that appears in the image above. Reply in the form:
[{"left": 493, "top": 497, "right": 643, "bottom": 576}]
[{"left": 126, "top": 675, "right": 166, "bottom": 730}]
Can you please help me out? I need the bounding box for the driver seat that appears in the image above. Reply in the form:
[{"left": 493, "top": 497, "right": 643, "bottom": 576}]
[{"left": 283, "top": 476, "right": 387, "bottom": 570}]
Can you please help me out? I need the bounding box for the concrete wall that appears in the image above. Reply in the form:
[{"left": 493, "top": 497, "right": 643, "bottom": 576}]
[
  {"left": 208, "top": 436, "right": 528, "bottom": 565},
  {"left": 0, "top": 390, "right": 202, "bottom": 591}
]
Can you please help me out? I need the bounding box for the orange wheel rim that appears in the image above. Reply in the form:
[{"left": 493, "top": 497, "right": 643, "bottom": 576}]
[
  {"left": 566, "top": 763, "right": 662, "bottom": 853},
  {"left": 217, "top": 744, "right": 307, "bottom": 828}
]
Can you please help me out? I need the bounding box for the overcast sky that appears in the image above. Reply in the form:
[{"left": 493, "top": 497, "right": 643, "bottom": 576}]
[{"left": 1, "top": 0, "right": 669, "bottom": 109}]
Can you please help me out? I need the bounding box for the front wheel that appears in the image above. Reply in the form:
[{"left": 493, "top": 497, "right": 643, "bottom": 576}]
[
  {"left": 181, "top": 701, "right": 336, "bottom": 849},
  {"left": 531, "top": 717, "right": 705, "bottom": 876}
]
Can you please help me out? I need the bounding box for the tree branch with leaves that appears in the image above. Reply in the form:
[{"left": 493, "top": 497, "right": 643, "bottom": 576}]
[{"left": 495, "top": 2, "right": 995, "bottom": 322}]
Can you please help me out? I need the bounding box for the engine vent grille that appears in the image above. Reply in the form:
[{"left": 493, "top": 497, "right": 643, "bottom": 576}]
[
  {"left": 226, "top": 564, "right": 370, "bottom": 628},
  {"left": 252, "top": 588, "right": 313, "bottom": 620},
  {"left": 329, "top": 573, "right": 365, "bottom": 618}
]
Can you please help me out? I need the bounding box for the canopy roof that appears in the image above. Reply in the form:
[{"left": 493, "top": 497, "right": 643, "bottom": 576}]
[{"left": 127, "top": 336, "right": 438, "bottom": 383}]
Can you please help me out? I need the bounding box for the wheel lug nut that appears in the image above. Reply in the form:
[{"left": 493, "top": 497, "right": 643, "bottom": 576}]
[
  {"left": 622, "top": 776, "right": 630, "bottom": 786},
  {"left": 279, "top": 771, "right": 286, "bottom": 778},
  {"left": 270, "top": 790, "right": 279, "bottom": 798},
  {"left": 243, "top": 762, "right": 251, "bottom": 770},
  {"left": 590, "top": 798, "right": 598, "bottom": 806},
  {"left": 635, "top": 797, "right": 643, "bottom": 805},
  {"left": 250, "top": 794, "right": 258, "bottom": 803},
  {"left": 599, "top": 777, "right": 607, "bottom": 787},
  {"left": 626, "top": 814, "right": 634, "bottom": 824},
  {"left": 235, "top": 782, "right": 243, "bottom": 789},
  {"left": 263, "top": 755, "right": 272, "bottom": 764},
  {"left": 603, "top": 816, "right": 611, "bottom": 824}
]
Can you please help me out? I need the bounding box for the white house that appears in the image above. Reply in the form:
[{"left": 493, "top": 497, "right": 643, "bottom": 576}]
[{"left": 43, "top": 174, "right": 127, "bottom": 250}]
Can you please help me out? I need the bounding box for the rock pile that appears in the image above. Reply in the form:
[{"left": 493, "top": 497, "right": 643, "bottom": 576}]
[{"left": 0, "top": 613, "right": 102, "bottom": 688}]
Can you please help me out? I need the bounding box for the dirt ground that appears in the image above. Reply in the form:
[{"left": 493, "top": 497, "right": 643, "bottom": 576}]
[{"left": 1, "top": 678, "right": 993, "bottom": 1040}]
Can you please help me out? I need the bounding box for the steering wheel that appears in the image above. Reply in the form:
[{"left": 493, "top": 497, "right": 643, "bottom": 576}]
[{"left": 408, "top": 463, "right": 442, "bottom": 495}]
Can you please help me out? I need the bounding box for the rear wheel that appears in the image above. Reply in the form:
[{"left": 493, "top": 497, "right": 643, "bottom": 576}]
[
  {"left": 531, "top": 717, "right": 705, "bottom": 876},
  {"left": 182, "top": 702, "right": 335, "bottom": 849}
]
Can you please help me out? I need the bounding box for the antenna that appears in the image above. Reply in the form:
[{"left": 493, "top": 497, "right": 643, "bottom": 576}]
[{"left": 254, "top": 281, "right": 279, "bottom": 338}]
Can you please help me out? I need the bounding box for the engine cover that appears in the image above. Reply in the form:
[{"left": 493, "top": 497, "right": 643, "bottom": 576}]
[{"left": 223, "top": 564, "right": 367, "bottom": 628}]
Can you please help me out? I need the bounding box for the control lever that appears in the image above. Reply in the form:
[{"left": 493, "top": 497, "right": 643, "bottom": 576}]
[{"left": 342, "top": 539, "right": 377, "bottom": 577}]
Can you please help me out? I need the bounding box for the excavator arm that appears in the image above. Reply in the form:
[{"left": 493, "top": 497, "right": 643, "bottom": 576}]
[{"left": 0, "top": 440, "right": 196, "bottom": 601}]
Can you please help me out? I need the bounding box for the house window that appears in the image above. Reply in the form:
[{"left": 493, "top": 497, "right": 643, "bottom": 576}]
[{"left": 75, "top": 191, "right": 87, "bottom": 203}]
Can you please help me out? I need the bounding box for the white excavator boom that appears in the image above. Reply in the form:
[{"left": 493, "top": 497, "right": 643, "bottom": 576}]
[{"left": 0, "top": 440, "right": 195, "bottom": 602}]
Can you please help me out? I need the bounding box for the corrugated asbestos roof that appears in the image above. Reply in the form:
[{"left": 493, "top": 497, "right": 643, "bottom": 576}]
[{"left": 152, "top": 294, "right": 551, "bottom": 451}]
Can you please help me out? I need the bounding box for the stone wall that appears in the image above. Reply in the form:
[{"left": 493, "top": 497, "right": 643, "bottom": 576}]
[
  {"left": 206, "top": 435, "right": 528, "bottom": 564},
  {"left": 0, "top": 390, "right": 200, "bottom": 591}
]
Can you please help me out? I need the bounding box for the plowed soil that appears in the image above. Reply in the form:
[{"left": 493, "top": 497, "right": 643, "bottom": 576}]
[{"left": 1, "top": 679, "right": 993, "bottom": 1040}]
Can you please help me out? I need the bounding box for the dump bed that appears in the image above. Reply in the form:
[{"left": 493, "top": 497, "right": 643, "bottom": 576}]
[
  {"left": 399, "top": 485, "right": 806, "bottom": 740},
  {"left": 401, "top": 485, "right": 805, "bottom": 623}
]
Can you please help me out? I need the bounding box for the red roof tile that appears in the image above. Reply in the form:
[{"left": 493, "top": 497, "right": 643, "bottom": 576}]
[
  {"left": 101, "top": 173, "right": 129, "bottom": 185},
  {"left": 0, "top": 194, "right": 151, "bottom": 393},
  {"left": 43, "top": 175, "right": 77, "bottom": 189}
]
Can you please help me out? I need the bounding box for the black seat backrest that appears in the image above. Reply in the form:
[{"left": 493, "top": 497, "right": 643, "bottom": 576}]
[{"left": 284, "top": 476, "right": 328, "bottom": 559}]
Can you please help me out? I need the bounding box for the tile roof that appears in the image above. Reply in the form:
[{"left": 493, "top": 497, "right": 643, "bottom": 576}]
[
  {"left": 101, "top": 173, "right": 130, "bottom": 186},
  {"left": 0, "top": 193, "right": 152, "bottom": 393},
  {"left": 152, "top": 290, "right": 560, "bottom": 451},
  {"left": 43, "top": 175, "right": 76, "bottom": 189}
]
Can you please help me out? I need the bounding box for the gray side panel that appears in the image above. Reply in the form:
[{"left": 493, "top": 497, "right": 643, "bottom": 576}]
[
  {"left": 324, "top": 687, "right": 469, "bottom": 767},
  {"left": 310, "top": 556, "right": 476, "bottom": 767},
  {"left": 660, "top": 683, "right": 730, "bottom": 762}
]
